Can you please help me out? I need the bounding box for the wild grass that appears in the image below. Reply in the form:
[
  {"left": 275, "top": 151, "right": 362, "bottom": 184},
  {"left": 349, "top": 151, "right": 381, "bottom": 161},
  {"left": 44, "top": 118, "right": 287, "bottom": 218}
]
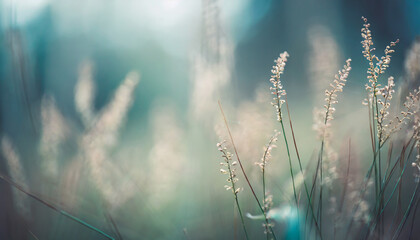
[
  {"left": 216, "top": 17, "right": 420, "bottom": 239},
  {"left": 1, "top": 13, "right": 420, "bottom": 239}
]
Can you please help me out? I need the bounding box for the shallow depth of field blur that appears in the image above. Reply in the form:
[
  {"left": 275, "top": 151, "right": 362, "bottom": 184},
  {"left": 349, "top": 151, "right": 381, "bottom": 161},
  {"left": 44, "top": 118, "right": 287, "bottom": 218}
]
[{"left": 1, "top": 0, "right": 420, "bottom": 239}]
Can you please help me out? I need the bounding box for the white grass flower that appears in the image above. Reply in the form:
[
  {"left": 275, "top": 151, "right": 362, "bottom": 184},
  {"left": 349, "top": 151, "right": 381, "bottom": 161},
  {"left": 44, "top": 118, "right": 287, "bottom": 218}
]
[
  {"left": 382, "top": 87, "right": 420, "bottom": 145},
  {"left": 270, "top": 51, "right": 289, "bottom": 122},
  {"left": 256, "top": 130, "right": 279, "bottom": 171},
  {"left": 377, "top": 76, "right": 396, "bottom": 143},
  {"left": 361, "top": 17, "right": 399, "bottom": 104},
  {"left": 409, "top": 92, "right": 420, "bottom": 180},
  {"left": 312, "top": 59, "right": 350, "bottom": 192},
  {"left": 324, "top": 59, "right": 351, "bottom": 123},
  {"left": 217, "top": 141, "right": 241, "bottom": 195}
]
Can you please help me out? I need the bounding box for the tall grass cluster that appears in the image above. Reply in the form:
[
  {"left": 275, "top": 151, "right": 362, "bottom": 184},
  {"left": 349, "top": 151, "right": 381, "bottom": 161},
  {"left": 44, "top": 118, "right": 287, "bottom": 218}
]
[
  {"left": 216, "top": 17, "right": 420, "bottom": 239},
  {"left": 1, "top": 9, "right": 420, "bottom": 239}
]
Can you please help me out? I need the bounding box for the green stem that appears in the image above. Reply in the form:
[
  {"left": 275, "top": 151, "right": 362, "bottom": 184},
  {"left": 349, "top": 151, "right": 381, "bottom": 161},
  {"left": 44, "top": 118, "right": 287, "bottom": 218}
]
[
  {"left": 262, "top": 168, "right": 269, "bottom": 240},
  {"left": 364, "top": 139, "right": 415, "bottom": 239},
  {"left": 284, "top": 97, "right": 323, "bottom": 239},
  {"left": 222, "top": 146, "right": 250, "bottom": 240},
  {"left": 61, "top": 211, "right": 115, "bottom": 240},
  {"left": 234, "top": 196, "right": 250, "bottom": 240},
  {"left": 392, "top": 182, "right": 420, "bottom": 240},
  {"left": 280, "top": 120, "right": 299, "bottom": 209}
]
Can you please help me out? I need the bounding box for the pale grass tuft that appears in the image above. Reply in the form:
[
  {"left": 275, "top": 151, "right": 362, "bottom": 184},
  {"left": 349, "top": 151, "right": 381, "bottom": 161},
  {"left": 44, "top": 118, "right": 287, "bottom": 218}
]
[
  {"left": 148, "top": 104, "right": 186, "bottom": 208},
  {"left": 81, "top": 71, "right": 139, "bottom": 208},
  {"left": 190, "top": 0, "right": 232, "bottom": 124},
  {"left": 282, "top": 171, "right": 305, "bottom": 202},
  {"left": 88, "top": 71, "right": 140, "bottom": 148},
  {"left": 1, "top": 136, "right": 30, "bottom": 218},
  {"left": 405, "top": 39, "right": 420, "bottom": 82},
  {"left": 313, "top": 107, "right": 330, "bottom": 141},
  {"left": 223, "top": 86, "right": 275, "bottom": 170},
  {"left": 312, "top": 107, "right": 338, "bottom": 187},
  {"left": 75, "top": 60, "right": 96, "bottom": 127},
  {"left": 40, "top": 96, "right": 70, "bottom": 178},
  {"left": 308, "top": 25, "right": 341, "bottom": 104}
]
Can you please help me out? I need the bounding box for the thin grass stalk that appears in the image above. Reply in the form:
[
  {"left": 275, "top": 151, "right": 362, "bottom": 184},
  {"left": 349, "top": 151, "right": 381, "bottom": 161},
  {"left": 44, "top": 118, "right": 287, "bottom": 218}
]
[
  {"left": 261, "top": 134, "right": 277, "bottom": 239},
  {"left": 318, "top": 141, "right": 324, "bottom": 236},
  {"left": 397, "top": 149, "right": 404, "bottom": 216},
  {"left": 384, "top": 142, "right": 394, "bottom": 185},
  {"left": 285, "top": 97, "right": 322, "bottom": 239},
  {"left": 234, "top": 202, "right": 238, "bottom": 240},
  {"left": 372, "top": 100, "right": 379, "bottom": 200},
  {"left": 23, "top": 219, "right": 40, "bottom": 240},
  {"left": 104, "top": 210, "right": 123, "bottom": 240},
  {"left": 307, "top": 172, "right": 319, "bottom": 238},
  {"left": 362, "top": 24, "right": 399, "bottom": 235},
  {"left": 0, "top": 173, "right": 115, "bottom": 240},
  {"left": 306, "top": 111, "right": 327, "bottom": 239},
  {"left": 375, "top": 93, "right": 383, "bottom": 191},
  {"left": 364, "top": 139, "right": 415, "bottom": 238},
  {"left": 389, "top": 145, "right": 418, "bottom": 238},
  {"left": 261, "top": 134, "right": 278, "bottom": 204},
  {"left": 262, "top": 166, "right": 269, "bottom": 240},
  {"left": 314, "top": 79, "right": 340, "bottom": 237},
  {"left": 314, "top": 57, "right": 352, "bottom": 237},
  {"left": 274, "top": 93, "right": 299, "bottom": 212},
  {"left": 303, "top": 151, "right": 319, "bottom": 238},
  {"left": 270, "top": 53, "right": 299, "bottom": 217},
  {"left": 307, "top": 150, "right": 322, "bottom": 238},
  {"left": 375, "top": 95, "right": 385, "bottom": 238},
  {"left": 234, "top": 187, "right": 249, "bottom": 240},
  {"left": 279, "top": 120, "right": 299, "bottom": 208},
  {"left": 391, "top": 181, "right": 420, "bottom": 240},
  {"left": 28, "top": 229, "right": 40, "bottom": 240},
  {"left": 382, "top": 143, "right": 414, "bottom": 211},
  {"left": 408, "top": 197, "right": 420, "bottom": 239},
  {"left": 367, "top": 92, "right": 376, "bottom": 154},
  {"left": 235, "top": 196, "right": 249, "bottom": 239},
  {"left": 218, "top": 141, "right": 249, "bottom": 240},
  {"left": 218, "top": 101, "right": 277, "bottom": 240},
  {"left": 367, "top": 84, "right": 380, "bottom": 237},
  {"left": 339, "top": 139, "right": 352, "bottom": 213},
  {"left": 335, "top": 139, "right": 352, "bottom": 239},
  {"left": 384, "top": 136, "right": 413, "bottom": 184},
  {"left": 344, "top": 146, "right": 380, "bottom": 239},
  {"left": 364, "top": 40, "right": 379, "bottom": 201}
]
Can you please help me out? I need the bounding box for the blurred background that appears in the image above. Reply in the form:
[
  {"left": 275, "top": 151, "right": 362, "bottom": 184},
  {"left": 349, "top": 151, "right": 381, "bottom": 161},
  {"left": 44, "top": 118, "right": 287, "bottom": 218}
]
[{"left": 0, "top": 0, "right": 420, "bottom": 239}]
